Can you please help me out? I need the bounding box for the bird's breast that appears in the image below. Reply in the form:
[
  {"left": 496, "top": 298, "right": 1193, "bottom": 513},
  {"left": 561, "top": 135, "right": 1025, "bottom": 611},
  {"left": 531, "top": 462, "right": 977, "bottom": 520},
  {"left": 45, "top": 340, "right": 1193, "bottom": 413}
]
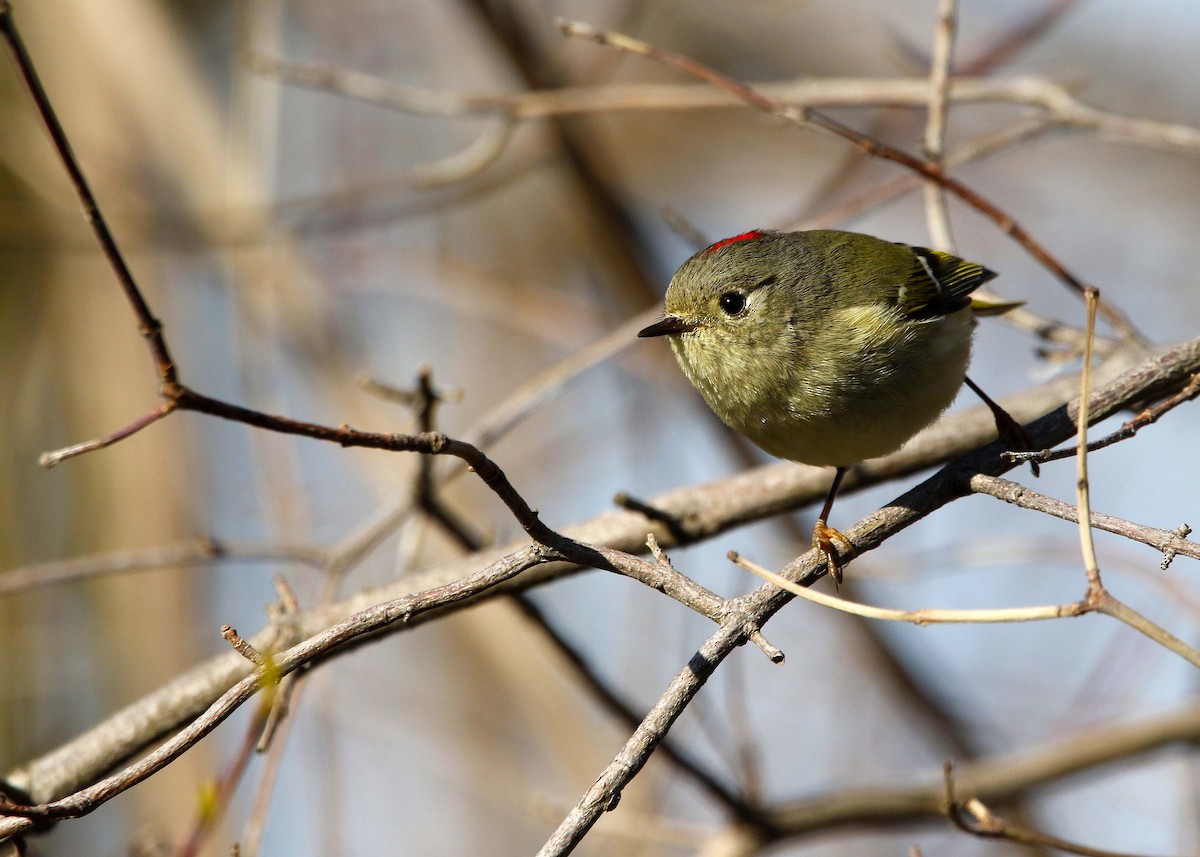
[{"left": 671, "top": 309, "right": 974, "bottom": 467}]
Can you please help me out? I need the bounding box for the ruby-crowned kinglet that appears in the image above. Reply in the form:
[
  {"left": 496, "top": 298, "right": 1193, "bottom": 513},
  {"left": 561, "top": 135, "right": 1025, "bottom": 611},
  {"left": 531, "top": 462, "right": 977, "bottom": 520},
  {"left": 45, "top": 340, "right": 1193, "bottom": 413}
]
[{"left": 639, "top": 229, "right": 997, "bottom": 580}]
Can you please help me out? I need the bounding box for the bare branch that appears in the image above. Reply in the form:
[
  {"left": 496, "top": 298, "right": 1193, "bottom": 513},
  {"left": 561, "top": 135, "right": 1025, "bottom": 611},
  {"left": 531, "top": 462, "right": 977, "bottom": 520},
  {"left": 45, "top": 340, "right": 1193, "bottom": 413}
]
[
  {"left": 409, "top": 118, "right": 516, "bottom": 188},
  {"left": 730, "top": 552, "right": 1084, "bottom": 626},
  {"left": 8, "top": 335, "right": 1199, "bottom": 817},
  {"left": 1087, "top": 589, "right": 1200, "bottom": 670},
  {"left": 1077, "top": 289, "right": 1104, "bottom": 589},
  {"left": 556, "top": 17, "right": 1144, "bottom": 342},
  {"left": 755, "top": 704, "right": 1200, "bottom": 840},
  {"left": 0, "top": 538, "right": 328, "bottom": 597},
  {"left": 38, "top": 402, "right": 179, "bottom": 468},
  {"left": 970, "top": 475, "right": 1199, "bottom": 566},
  {"left": 5, "top": 0, "right": 615, "bottom": 585},
  {"left": 946, "top": 772, "right": 1150, "bottom": 857},
  {"left": 0, "top": 2, "right": 178, "bottom": 386},
  {"left": 5, "top": 3, "right": 1196, "bottom": 853},
  {"left": 250, "top": 53, "right": 1200, "bottom": 155},
  {"left": 0, "top": 543, "right": 555, "bottom": 837},
  {"left": 1004, "top": 370, "right": 1200, "bottom": 465},
  {"left": 922, "top": 0, "right": 958, "bottom": 251},
  {"left": 536, "top": 336, "right": 1200, "bottom": 854},
  {"left": 219, "top": 627, "right": 265, "bottom": 666}
]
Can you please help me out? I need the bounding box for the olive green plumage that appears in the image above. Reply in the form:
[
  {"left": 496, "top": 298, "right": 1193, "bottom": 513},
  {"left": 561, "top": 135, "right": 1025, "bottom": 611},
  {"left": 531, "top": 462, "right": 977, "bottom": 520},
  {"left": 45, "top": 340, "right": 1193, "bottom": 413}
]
[{"left": 639, "top": 229, "right": 995, "bottom": 467}]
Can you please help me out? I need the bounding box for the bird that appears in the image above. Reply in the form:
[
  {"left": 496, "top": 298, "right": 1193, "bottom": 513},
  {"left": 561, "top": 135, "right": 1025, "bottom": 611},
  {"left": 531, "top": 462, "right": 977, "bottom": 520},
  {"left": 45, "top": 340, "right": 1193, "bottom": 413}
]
[{"left": 638, "top": 228, "right": 1014, "bottom": 583}]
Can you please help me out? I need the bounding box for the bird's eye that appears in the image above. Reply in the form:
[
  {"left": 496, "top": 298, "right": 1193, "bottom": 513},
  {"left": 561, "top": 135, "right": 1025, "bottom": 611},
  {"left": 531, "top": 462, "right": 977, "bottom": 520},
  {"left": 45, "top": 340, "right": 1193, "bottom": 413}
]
[{"left": 718, "top": 291, "right": 747, "bottom": 316}]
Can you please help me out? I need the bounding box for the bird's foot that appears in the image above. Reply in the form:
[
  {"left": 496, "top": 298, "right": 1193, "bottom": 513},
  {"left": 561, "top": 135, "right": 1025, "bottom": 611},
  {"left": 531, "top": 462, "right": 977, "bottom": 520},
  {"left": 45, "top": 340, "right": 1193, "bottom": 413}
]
[{"left": 812, "top": 519, "right": 856, "bottom": 588}]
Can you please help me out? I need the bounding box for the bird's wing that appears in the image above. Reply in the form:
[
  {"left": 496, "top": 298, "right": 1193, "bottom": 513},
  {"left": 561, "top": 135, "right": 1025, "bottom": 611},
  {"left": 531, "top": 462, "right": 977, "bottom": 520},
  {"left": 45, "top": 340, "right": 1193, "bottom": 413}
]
[{"left": 895, "top": 244, "right": 997, "bottom": 319}]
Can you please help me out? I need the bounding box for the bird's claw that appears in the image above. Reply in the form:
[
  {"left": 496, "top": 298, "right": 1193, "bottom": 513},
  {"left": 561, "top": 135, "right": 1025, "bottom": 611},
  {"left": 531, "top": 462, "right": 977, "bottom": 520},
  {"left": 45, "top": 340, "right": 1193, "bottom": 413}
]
[{"left": 813, "top": 519, "right": 855, "bottom": 588}]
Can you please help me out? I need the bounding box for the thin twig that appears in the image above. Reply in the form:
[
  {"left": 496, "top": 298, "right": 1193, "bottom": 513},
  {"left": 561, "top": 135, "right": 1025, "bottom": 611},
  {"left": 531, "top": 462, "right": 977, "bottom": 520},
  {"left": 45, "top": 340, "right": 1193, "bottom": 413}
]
[
  {"left": 1004, "top": 370, "right": 1200, "bottom": 465},
  {"left": 221, "top": 627, "right": 265, "bottom": 665},
  {"left": 38, "top": 403, "right": 178, "bottom": 468},
  {"left": 243, "top": 587, "right": 304, "bottom": 856},
  {"left": 173, "top": 704, "right": 269, "bottom": 857},
  {"left": 755, "top": 704, "right": 1200, "bottom": 840},
  {"left": 730, "top": 552, "right": 1083, "bottom": 625},
  {"left": 957, "top": 0, "right": 1081, "bottom": 74},
  {"left": 1077, "top": 288, "right": 1102, "bottom": 588},
  {"left": 317, "top": 304, "right": 659, "bottom": 596},
  {"left": 792, "top": 114, "right": 1112, "bottom": 357},
  {"left": 0, "top": 2, "right": 178, "bottom": 387},
  {"left": 249, "top": 53, "right": 1200, "bottom": 155},
  {"left": 1159, "top": 524, "right": 1193, "bottom": 571},
  {"left": 356, "top": 372, "right": 462, "bottom": 410},
  {"left": 0, "top": 538, "right": 328, "bottom": 597},
  {"left": 1088, "top": 590, "right": 1200, "bottom": 670},
  {"left": 945, "top": 768, "right": 1151, "bottom": 857},
  {"left": 556, "top": 18, "right": 1145, "bottom": 343},
  {"left": 1067, "top": 294, "right": 1200, "bottom": 669},
  {"left": 256, "top": 578, "right": 302, "bottom": 752},
  {"left": 460, "top": 306, "right": 660, "bottom": 453},
  {"left": 922, "top": 0, "right": 958, "bottom": 251},
  {"left": 970, "top": 475, "right": 1199, "bottom": 566},
  {"left": 0, "top": 532, "right": 328, "bottom": 595},
  {"left": 409, "top": 119, "right": 516, "bottom": 188},
  {"left": 40, "top": 354, "right": 550, "bottom": 547},
  {"left": 511, "top": 593, "right": 775, "bottom": 832},
  {"left": 241, "top": 681, "right": 299, "bottom": 857}
]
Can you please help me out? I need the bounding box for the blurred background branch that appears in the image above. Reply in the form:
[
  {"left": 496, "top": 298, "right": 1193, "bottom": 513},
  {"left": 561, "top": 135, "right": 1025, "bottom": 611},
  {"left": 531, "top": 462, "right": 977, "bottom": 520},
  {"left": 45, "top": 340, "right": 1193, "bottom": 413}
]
[{"left": 3, "top": 1, "right": 1199, "bottom": 855}]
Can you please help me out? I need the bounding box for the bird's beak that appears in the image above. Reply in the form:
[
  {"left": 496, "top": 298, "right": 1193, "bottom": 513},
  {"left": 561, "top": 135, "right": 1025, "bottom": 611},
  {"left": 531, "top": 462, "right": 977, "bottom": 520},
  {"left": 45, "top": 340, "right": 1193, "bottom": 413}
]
[{"left": 637, "top": 316, "right": 700, "bottom": 337}]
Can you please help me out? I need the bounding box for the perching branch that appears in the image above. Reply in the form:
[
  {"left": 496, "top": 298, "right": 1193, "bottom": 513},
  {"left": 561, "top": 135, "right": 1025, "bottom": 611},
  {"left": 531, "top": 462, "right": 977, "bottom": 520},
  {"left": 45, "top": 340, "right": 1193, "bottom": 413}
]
[
  {"left": 536, "top": 332, "right": 1200, "bottom": 855},
  {"left": 6, "top": 333, "right": 1199, "bottom": 826}
]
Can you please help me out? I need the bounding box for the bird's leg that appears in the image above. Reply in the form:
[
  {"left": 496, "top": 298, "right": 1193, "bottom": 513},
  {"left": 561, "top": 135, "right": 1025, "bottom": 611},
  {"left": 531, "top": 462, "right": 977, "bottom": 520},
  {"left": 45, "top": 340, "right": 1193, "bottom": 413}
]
[
  {"left": 963, "top": 375, "right": 1040, "bottom": 477},
  {"left": 812, "top": 466, "right": 856, "bottom": 587}
]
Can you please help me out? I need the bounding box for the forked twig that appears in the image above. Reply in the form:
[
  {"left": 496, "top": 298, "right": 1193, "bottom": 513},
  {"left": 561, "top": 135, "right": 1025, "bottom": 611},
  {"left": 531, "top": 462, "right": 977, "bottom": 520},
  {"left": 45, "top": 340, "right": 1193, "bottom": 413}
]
[
  {"left": 1004, "top": 370, "right": 1200, "bottom": 465},
  {"left": 944, "top": 763, "right": 1148, "bottom": 857}
]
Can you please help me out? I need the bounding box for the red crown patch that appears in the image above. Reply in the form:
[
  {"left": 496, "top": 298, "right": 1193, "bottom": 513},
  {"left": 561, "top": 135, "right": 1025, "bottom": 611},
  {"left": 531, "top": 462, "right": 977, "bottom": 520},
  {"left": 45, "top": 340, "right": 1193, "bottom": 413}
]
[{"left": 702, "top": 230, "right": 767, "bottom": 255}]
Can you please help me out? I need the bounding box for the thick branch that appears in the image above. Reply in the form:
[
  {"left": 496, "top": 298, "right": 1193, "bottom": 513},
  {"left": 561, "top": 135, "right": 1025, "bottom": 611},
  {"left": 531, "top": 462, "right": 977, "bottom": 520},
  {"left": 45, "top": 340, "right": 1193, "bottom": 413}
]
[
  {"left": 536, "top": 335, "right": 1200, "bottom": 854},
  {"left": 6, "top": 337, "right": 1197, "bottom": 818},
  {"left": 761, "top": 704, "right": 1200, "bottom": 839}
]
